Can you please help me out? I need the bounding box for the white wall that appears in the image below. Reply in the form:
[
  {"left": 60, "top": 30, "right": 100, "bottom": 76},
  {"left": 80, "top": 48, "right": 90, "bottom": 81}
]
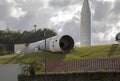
[
  {"left": 14, "top": 44, "right": 26, "bottom": 53},
  {"left": 0, "top": 64, "right": 19, "bottom": 81}
]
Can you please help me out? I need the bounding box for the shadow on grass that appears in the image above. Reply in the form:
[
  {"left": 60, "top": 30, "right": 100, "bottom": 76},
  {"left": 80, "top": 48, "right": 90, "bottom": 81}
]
[
  {"left": 80, "top": 54, "right": 92, "bottom": 57},
  {"left": 46, "top": 52, "right": 66, "bottom": 61},
  {"left": 4, "top": 54, "right": 22, "bottom": 64},
  {"left": 108, "top": 44, "right": 119, "bottom": 57}
]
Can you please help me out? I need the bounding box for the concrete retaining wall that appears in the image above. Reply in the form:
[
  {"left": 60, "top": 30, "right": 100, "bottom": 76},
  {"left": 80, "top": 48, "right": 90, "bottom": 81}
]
[
  {"left": 0, "top": 64, "right": 19, "bottom": 81},
  {"left": 19, "top": 72, "right": 120, "bottom": 81}
]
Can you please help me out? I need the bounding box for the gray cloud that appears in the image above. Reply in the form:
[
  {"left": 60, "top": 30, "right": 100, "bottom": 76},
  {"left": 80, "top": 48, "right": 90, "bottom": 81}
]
[
  {"left": 112, "top": 0, "right": 120, "bottom": 15},
  {"left": 0, "top": 1, "right": 10, "bottom": 20},
  {"left": 0, "top": 5, "right": 9, "bottom": 20},
  {"left": 0, "top": 0, "right": 120, "bottom": 45},
  {"left": 49, "top": 0, "right": 83, "bottom": 9},
  {"left": 52, "top": 11, "right": 80, "bottom": 42},
  {"left": 0, "top": 0, "right": 54, "bottom": 31},
  {"left": 93, "top": 1, "right": 111, "bottom": 21},
  {"left": 49, "top": 0, "right": 70, "bottom": 9},
  {"left": 90, "top": 0, "right": 120, "bottom": 45},
  {"left": 61, "top": 17, "right": 80, "bottom": 42}
]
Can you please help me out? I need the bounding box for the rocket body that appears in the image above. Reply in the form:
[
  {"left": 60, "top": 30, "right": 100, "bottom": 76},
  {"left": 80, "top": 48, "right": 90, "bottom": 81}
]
[
  {"left": 17, "top": 35, "right": 74, "bottom": 53},
  {"left": 80, "top": 0, "right": 91, "bottom": 46}
]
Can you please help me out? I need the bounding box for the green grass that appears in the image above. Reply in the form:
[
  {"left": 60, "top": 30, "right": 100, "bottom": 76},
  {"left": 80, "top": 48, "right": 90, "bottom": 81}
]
[{"left": 0, "top": 44, "right": 120, "bottom": 64}]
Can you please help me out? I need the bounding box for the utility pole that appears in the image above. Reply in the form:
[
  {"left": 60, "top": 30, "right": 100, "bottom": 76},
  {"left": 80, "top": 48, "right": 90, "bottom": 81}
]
[
  {"left": 44, "top": 32, "right": 47, "bottom": 81},
  {"left": 33, "top": 24, "right": 37, "bottom": 32}
]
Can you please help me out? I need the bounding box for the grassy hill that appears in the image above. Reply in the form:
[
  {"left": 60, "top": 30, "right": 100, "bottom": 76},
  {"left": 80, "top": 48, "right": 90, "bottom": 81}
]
[{"left": 0, "top": 44, "right": 120, "bottom": 64}]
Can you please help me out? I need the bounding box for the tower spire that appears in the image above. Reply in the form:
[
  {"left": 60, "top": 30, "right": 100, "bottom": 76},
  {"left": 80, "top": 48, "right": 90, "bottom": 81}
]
[{"left": 80, "top": 0, "right": 91, "bottom": 46}]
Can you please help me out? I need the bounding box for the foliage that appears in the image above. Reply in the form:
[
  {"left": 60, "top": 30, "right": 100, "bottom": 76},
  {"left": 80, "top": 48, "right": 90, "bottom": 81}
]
[
  {"left": 0, "top": 43, "right": 8, "bottom": 55},
  {"left": 0, "top": 28, "right": 56, "bottom": 54},
  {"left": 19, "top": 56, "right": 44, "bottom": 77}
]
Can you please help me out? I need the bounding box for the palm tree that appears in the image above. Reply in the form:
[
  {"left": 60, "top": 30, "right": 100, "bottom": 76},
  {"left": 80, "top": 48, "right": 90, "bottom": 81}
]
[{"left": 20, "top": 57, "right": 44, "bottom": 77}]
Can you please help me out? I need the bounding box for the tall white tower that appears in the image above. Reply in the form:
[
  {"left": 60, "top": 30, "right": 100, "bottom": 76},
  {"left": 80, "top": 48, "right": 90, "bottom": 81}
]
[{"left": 80, "top": 0, "right": 91, "bottom": 46}]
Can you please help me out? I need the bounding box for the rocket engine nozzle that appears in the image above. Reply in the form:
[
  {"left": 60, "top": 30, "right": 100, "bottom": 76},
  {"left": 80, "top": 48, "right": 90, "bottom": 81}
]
[{"left": 59, "top": 35, "right": 74, "bottom": 51}]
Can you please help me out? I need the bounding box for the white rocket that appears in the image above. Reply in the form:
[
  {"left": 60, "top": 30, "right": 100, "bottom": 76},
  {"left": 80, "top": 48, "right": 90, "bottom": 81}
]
[
  {"left": 17, "top": 35, "right": 74, "bottom": 53},
  {"left": 80, "top": 0, "right": 91, "bottom": 46}
]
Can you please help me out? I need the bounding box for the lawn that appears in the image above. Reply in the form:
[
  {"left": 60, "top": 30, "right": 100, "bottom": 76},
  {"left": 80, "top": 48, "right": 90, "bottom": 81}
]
[{"left": 0, "top": 44, "right": 120, "bottom": 64}]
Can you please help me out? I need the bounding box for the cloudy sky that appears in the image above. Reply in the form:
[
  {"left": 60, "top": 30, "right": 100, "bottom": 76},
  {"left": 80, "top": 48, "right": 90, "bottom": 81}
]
[{"left": 0, "top": 0, "right": 120, "bottom": 45}]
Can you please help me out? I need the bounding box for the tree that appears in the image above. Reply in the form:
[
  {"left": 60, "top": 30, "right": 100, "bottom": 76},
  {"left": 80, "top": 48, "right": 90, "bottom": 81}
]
[
  {"left": 20, "top": 57, "right": 44, "bottom": 77},
  {"left": 0, "top": 43, "right": 8, "bottom": 55},
  {"left": 0, "top": 28, "right": 56, "bottom": 54}
]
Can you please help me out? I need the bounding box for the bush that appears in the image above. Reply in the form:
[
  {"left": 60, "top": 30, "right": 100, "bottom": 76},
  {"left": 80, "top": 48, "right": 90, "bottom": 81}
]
[{"left": 0, "top": 44, "right": 8, "bottom": 56}]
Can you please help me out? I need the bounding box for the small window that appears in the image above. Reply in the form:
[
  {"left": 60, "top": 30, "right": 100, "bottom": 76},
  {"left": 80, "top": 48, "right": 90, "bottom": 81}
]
[
  {"left": 52, "top": 45, "right": 54, "bottom": 47},
  {"left": 55, "top": 40, "right": 57, "bottom": 42}
]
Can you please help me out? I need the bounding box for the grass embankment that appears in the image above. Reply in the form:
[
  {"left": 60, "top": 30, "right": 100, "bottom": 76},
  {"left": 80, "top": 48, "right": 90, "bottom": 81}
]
[{"left": 0, "top": 44, "right": 120, "bottom": 64}]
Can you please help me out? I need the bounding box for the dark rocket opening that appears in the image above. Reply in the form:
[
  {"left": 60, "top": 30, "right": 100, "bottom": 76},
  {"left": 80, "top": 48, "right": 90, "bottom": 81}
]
[{"left": 59, "top": 35, "right": 74, "bottom": 51}]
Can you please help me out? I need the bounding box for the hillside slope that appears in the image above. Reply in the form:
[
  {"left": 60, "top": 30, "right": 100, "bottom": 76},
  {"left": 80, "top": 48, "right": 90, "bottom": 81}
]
[{"left": 0, "top": 44, "right": 120, "bottom": 64}]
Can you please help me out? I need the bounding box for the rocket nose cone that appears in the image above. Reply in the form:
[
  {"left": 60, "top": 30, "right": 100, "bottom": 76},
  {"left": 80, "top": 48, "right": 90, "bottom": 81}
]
[{"left": 81, "top": 0, "right": 90, "bottom": 13}]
